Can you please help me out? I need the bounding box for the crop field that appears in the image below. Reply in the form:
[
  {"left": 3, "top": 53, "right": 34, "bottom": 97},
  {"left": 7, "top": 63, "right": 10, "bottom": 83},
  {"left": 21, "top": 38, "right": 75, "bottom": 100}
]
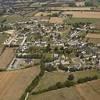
[
  {"left": 48, "top": 7, "right": 91, "bottom": 11},
  {"left": 29, "top": 79, "right": 100, "bottom": 100},
  {"left": 65, "top": 18, "right": 100, "bottom": 24},
  {"left": 49, "top": 17, "right": 63, "bottom": 24},
  {"left": 86, "top": 33, "right": 100, "bottom": 44},
  {"left": 0, "top": 14, "right": 30, "bottom": 23},
  {"left": 0, "top": 33, "right": 9, "bottom": 54},
  {"left": 0, "top": 66, "right": 40, "bottom": 100},
  {"left": 0, "top": 47, "right": 15, "bottom": 69},
  {"left": 33, "top": 70, "right": 100, "bottom": 92},
  {"left": 62, "top": 11, "right": 100, "bottom": 18}
]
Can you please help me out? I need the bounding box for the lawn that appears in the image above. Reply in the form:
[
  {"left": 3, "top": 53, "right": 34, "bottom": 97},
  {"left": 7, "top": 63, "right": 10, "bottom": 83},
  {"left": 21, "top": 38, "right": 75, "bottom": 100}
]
[{"left": 33, "top": 70, "right": 100, "bottom": 92}]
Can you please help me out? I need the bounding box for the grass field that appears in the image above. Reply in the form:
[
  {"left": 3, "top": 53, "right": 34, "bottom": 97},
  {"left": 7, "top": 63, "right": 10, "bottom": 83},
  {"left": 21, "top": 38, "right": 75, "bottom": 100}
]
[
  {"left": 0, "top": 14, "right": 30, "bottom": 23},
  {"left": 0, "top": 66, "right": 40, "bottom": 100},
  {"left": 33, "top": 70, "right": 100, "bottom": 92},
  {"left": 65, "top": 18, "right": 100, "bottom": 24},
  {"left": 29, "top": 79, "right": 100, "bottom": 100},
  {"left": 0, "top": 33, "right": 9, "bottom": 54}
]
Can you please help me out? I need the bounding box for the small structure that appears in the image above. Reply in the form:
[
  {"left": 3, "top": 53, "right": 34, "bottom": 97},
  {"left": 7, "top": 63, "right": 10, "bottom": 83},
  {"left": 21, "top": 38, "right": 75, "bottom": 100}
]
[{"left": 75, "top": 0, "right": 85, "bottom": 7}]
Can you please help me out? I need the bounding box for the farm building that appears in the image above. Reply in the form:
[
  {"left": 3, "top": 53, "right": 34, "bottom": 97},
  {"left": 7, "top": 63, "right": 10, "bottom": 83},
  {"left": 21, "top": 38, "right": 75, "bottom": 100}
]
[{"left": 75, "top": 0, "right": 85, "bottom": 7}]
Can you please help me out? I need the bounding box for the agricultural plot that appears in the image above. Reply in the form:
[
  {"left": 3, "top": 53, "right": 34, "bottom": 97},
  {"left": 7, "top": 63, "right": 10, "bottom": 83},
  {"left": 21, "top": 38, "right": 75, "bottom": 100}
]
[
  {"left": 65, "top": 18, "right": 100, "bottom": 24},
  {"left": 0, "top": 14, "right": 30, "bottom": 23},
  {"left": 0, "top": 66, "right": 40, "bottom": 100},
  {"left": 62, "top": 11, "right": 100, "bottom": 18},
  {"left": 86, "top": 33, "right": 100, "bottom": 44},
  {"left": 49, "top": 17, "right": 64, "bottom": 24},
  {"left": 29, "top": 79, "right": 100, "bottom": 100},
  {"left": 48, "top": 7, "right": 91, "bottom": 11},
  {"left": 0, "top": 47, "right": 15, "bottom": 70},
  {"left": 0, "top": 33, "right": 8, "bottom": 53},
  {"left": 33, "top": 70, "right": 100, "bottom": 92}
]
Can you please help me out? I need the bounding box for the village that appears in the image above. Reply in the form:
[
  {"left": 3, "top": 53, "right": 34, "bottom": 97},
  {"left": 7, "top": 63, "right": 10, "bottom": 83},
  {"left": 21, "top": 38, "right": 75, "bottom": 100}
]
[
  {"left": 0, "top": 10, "right": 99, "bottom": 72},
  {"left": 0, "top": 0, "right": 100, "bottom": 100}
]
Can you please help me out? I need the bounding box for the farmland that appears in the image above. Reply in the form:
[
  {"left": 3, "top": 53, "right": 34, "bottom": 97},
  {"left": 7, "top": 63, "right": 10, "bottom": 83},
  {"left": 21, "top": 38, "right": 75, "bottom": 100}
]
[
  {"left": 48, "top": 7, "right": 92, "bottom": 11},
  {"left": 29, "top": 79, "right": 100, "bottom": 100},
  {"left": 62, "top": 11, "right": 100, "bottom": 18},
  {"left": 0, "top": 66, "right": 40, "bottom": 100},
  {"left": 33, "top": 70, "right": 100, "bottom": 93},
  {"left": 0, "top": 1, "right": 100, "bottom": 100},
  {"left": 0, "top": 47, "right": 15, "bottom": 70}
]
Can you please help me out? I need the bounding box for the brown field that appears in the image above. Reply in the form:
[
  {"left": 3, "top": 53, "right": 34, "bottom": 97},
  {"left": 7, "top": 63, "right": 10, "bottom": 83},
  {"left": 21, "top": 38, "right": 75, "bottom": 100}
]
[
  {"left": 62, "top": 11, "right": 100, "bottom": 18},
  {"left": 86, "top": 33, "right": 100, "bottom": 39},
  {"left": 76, "top": 80, "right": 100, "bottom": 100},
  {"left": 29, "top": 79, "right": 100, "bottom": 100},
  {"left": 48, "top": 7, "right": 91, "bottom": 11},
  {"left": 0, "top": 66, "right": 40, "bottom": 100},
  {"left": 49, "top": 17, "right": 63, "bottom": 24},
  {"left": 0, "top": 47, "right": 15, "bottom": 69},
  {"left": 86, "top": 33, "right": 100, "bottom": 43}
]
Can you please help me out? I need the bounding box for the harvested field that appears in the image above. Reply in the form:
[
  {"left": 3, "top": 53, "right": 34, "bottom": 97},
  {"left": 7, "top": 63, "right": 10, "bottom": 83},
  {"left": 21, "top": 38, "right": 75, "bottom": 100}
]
[
  {"left": 48, "top": 7, "right": 91, "bottom": 11},
  {"left": 76, "top": 80, "right": 100, "bottom": 100},
  {"left": 49, "top": 17, "right": 63, "bottom": 24},
  {"left": 0, "top": 47, "right": 15, "bottom": 69},
  {"left": 29, "top": 79, "right": 100, "bottom": 100},
  {"left": 0, "top": 66, "right": 40, "bottom": 100},
  {"left": 86, "top": 33, "right": 100, "bottom": 43},
  {"left": 29, "top": 87, "right": 83, "bottom": 100},
  {"left": 62, "top": 11, "right": 100, "bottom": 18}
]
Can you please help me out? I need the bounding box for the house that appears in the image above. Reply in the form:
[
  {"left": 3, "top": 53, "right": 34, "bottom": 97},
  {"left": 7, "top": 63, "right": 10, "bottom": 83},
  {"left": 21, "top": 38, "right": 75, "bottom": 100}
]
[{"left": 75, "top": 0, "right": 85, "bottom": 7}]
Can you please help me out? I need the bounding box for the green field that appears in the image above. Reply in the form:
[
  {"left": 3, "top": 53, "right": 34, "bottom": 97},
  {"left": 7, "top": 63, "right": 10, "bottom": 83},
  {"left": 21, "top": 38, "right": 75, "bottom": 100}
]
[
  {"left": 65, "top": 18, "right": 100, "bottom": 24},
  {"left": 0, "top": 14, "right": 30, "bottom": 23},
  {"left": 29, "top": 79, "right": 100, "bottom": 100},
  {"left": 33, "top": 70, "right": 100, "bottom": 92}
]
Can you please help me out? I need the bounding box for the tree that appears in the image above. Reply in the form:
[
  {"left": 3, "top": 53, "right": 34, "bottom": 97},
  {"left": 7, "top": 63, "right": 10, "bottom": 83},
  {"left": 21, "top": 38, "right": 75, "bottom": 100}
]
[{"left": 68, "top": 74, "right": 75, "bottom": 81}]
